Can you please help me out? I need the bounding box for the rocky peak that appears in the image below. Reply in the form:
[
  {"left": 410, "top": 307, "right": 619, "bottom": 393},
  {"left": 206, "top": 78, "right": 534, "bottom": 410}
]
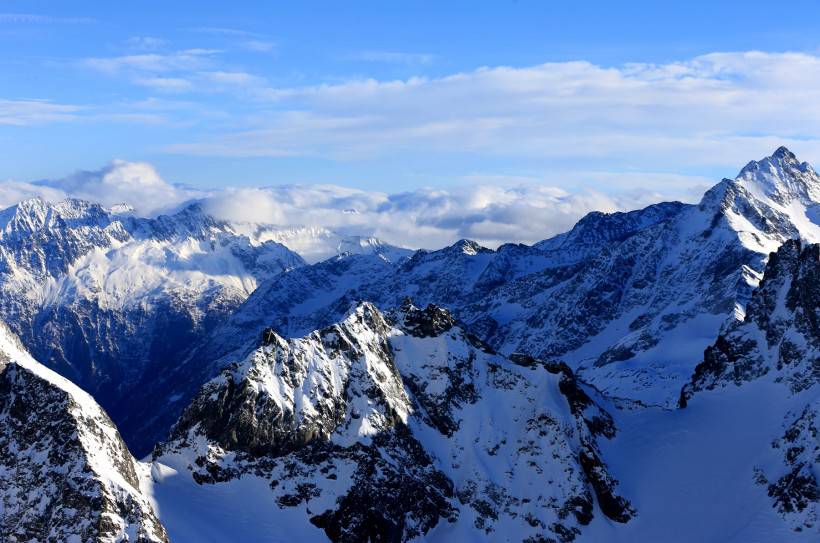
[
  {"left": 735, "top": 146, "right": 820, "bottom": 205},
  {"left": 0, "top": 197, "right": 57, "bottom": 236},
  {"left": 0, "top": 197, "right": 129, "bottom": 279},
  {"left": 162, "top": 301, "right": 407, "bottom": 458},
  {"left": 154, "top": 302, "right": 633, "bottom": 541},
  {"left": 536, "top": 201, "right": 689, "bottom": 254},
  {"left": 0, "top": 197, "right": 113, "bottom": 235},
  {"left": 144, "top": 202, "right": 225, "bottom": 240},
  {"left": 449, "top": 238, "right": 491, "bottom": 256},
  {"left": 392, "top": 300, "right": 456, "bottom": 338}
]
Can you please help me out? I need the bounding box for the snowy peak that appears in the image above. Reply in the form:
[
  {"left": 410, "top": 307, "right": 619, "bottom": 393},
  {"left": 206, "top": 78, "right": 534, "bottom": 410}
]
[
  {"left": 164, "top": 301, "right": 408, "bottom": 458},
  {"left": 736, "top": 146, "right": 820, "bottom": 205},
  {"left": 449, "top": 238, "right": 490, "bottom": 256},
  {"left": 0, "top": 322, "right": 167, "bottom": 542},
  {"left": 154, "top": 302, "right": 633, "bottom": 541},
  {"left": 233, "top": 223, "right": 411, "bottom": 263},
  {"left": 335, "top": 234, "right": 411, "bottom": 263}
]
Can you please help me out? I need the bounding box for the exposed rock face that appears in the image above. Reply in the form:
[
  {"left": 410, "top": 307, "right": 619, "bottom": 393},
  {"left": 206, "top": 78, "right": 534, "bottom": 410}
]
[
  {"left": 756, "top": 401, "right": 819, "bottom": 532},
  {"left": 0, "top": 322, "right": 167, "bottom": 543},
  {"left": 154, "top": 303, "right": 632, "bottom": 542},
  {"left": 681, "top": 240, "right": 819, "bottom": 402}
]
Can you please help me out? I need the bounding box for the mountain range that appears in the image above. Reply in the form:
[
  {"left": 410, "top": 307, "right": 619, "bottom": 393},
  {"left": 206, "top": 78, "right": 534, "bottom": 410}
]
[{"left": 0, "top": 147, "right": 818, "bottom": 541}]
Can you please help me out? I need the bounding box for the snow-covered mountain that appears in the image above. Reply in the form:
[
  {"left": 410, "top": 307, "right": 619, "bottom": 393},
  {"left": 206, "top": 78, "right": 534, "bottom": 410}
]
[
  {"left": 0, "top": 197, "right": 304, "bottom": 452},
  {"left": 231, "top": 223, "right": 412, "bottom": 264},
  {"left": 149, "top": 302, "right": 633, "bottom": 542},
  {"left": 189, "top": 147, "right": 820, "bottom": 409},
  {"left": 1, "top": 146, "right": 818, "bottom": 542},
  {"left": 5, "top": 146, "right": 812, "bottom": 455},
  {"left": 0, "top": 321, "right": 167, "bottom": 542}
]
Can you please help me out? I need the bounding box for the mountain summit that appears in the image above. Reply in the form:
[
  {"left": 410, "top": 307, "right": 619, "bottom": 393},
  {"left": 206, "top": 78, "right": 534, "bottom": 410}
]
[{"left": 736, "top": 146, "right": 820, "bottom": 205}]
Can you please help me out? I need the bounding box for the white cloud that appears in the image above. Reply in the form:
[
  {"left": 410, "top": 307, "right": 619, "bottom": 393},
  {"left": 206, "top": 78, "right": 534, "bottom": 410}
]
[
  {"left": 0, "top": 159, "right": 689, "bottom": 250},
  {"left": 0, "top": 99, "right": 80, "bottom": 125},
  {"left": 0, "top": 180, "right": 68, "bottom": 210},
  {"left": 349, "top": 51, "right": 435, "bottom": 65},
  {"left": 22, "top": 160, "right": 201, "bottom": 216},
  {"left": 161, "top": 51, "right": 820, "bottom": 170},
  {"left": 200, "top": 182, "right": 672, "bottom": 250}
]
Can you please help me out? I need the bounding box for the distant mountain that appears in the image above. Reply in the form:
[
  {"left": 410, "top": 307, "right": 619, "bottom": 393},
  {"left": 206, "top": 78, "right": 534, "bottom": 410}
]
[
  {"left": 186, "top": 147, "right": 820, "bottom": 408},
  {"left": 231, "top": 223, "right": 412, "bottom": 264},
  {"left": 0, "top": 322, "right": 167, "bottom": 542},
  {"left": 3, "top": 146, "right": 818, "bottom": 455},
  {"left": 150, "top": 302, "right": 632, "bottom": 542},
  {"left": 0, "top": 197, "right": 304, "bottom": 453}
]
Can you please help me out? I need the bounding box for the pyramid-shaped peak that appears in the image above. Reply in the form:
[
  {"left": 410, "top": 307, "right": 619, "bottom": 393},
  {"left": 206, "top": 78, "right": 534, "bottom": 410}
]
[
  {"left": 772, "top": 145, "right": 798, "bottom": 161},
  {"left": 735, "top": 147, "right": 820, "bottom": 204},
  {"left": 740, "top": 146, "right": 810, "bottom": 173},
  {"left": 449, "top": 238, "right": 491, "bottom": 256}
]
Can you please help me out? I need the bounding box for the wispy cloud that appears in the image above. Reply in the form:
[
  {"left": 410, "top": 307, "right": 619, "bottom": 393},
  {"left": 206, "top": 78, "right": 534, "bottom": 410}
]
[
  {"left": 0, "top": 99, "right": 80, "bottom": 125},
  {"left": 348, "top": 51, "right": 435, "bottom": 65},
  {"left": 0, "top": 13, "right": 95, "bottom": 24},
  {"left": 189, "top": 26, "right": 276, "bottom": 54},
  {"left": 83, "top": 49, "right": 220, "bottom": 74},
  {"left": 134, "top": 76, "right": 193, "bottom": 92},
  {"left": 124, "top": 36, "right": 167, "bottom": 51},
  {"left": 200, "top": 71, "right": 266, "bottom": 87},
  {"left": 242, "top": 39, "right": 276, "bottom": 53},
  {"left": 190, "top": 26, "right": 262, "bottom": 38},
  {"left": 160, "top": 51, "right": 820, "bottom": 170}
]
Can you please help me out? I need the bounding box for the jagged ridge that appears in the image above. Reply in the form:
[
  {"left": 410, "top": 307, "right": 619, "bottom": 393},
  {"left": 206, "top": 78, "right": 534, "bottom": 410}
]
[{"left": 152, "top": 302, "right": 633, "bottom": 542}]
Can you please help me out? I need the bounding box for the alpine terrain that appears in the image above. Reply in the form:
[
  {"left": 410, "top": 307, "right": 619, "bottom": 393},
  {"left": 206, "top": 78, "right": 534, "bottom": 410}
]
[{"left": 0, "top": 147, "right": 818, "bottom": 542}]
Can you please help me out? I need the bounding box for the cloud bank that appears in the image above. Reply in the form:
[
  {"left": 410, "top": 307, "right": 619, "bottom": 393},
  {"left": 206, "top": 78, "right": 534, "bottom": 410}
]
[
  {"left": 155, "top": 51, "right": 820, "bottom": 169},
  {"left": 0, "top": 160, "right": 677, "bottom": 250},
  {"left": 0, "top": 161, "right": 198, "bottom": 216}
]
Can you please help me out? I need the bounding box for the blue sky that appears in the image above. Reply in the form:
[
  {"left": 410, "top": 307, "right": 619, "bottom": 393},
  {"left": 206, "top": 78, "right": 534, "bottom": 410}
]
[{"left": 4, "top": 0, "right": 820, "bottom": 201}]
